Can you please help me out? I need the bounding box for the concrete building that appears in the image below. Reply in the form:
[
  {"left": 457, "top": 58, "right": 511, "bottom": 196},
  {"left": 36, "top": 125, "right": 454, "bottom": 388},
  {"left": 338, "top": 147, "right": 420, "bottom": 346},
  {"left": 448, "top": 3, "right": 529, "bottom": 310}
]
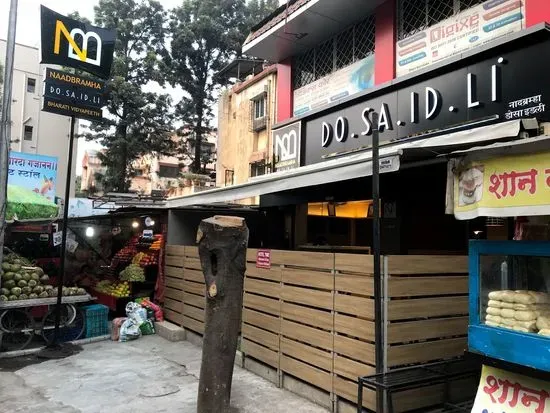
[
  {"left": 216, "top": 59, "right": 277, "bottom": 205},
  {"left": 80, "top": 149, "right": 105, "bottom": 194},
  {"left": 0, "top": 39, "right": 78, "bottom": 199}
]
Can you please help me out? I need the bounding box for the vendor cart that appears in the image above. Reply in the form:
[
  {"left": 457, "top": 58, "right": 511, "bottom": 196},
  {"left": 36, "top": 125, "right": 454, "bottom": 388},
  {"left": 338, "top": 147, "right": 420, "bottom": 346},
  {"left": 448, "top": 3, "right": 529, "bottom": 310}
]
[{"left": 0, "top": 294, "right": 93, "bottom": 352}]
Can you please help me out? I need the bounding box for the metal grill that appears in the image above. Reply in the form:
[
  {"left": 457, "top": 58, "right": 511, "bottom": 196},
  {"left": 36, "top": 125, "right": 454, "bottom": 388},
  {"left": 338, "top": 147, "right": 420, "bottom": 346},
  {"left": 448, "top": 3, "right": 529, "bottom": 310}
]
[
  {"left": 398, "top": 0, "right": 485, "bottom": 40},
  {"left": 355, "top": 15, "right": 375, "bottom": 60},
  {"left": 336, "top": 26, "right": 354, "bottom": 70},
  {"left": 293, "top": 14, "right": 375, "bottom": 89},
  {"left": 315, "top": 39, "right": 334, "bottom": 79}
]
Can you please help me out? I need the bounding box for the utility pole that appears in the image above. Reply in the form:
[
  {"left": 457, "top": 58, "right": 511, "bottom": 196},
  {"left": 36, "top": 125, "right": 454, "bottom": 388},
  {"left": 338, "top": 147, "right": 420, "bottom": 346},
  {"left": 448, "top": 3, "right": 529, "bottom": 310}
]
[{"left": 0, "top": 0, "right": 19, "bottom": 277}]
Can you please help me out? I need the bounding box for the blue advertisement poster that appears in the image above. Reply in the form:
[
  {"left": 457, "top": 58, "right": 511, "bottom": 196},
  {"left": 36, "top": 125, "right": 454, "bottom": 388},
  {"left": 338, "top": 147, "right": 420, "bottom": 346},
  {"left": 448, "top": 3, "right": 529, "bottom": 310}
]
[{"left": 7, "top": 151, "right": 59, "bottom": 220}]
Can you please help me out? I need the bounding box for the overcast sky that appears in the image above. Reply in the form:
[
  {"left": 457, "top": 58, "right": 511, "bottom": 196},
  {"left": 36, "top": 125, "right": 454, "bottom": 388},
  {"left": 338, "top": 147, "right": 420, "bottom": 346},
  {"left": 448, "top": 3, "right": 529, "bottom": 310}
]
[{"left": 0, "top": 0, "right": 282, "bottom": 174}]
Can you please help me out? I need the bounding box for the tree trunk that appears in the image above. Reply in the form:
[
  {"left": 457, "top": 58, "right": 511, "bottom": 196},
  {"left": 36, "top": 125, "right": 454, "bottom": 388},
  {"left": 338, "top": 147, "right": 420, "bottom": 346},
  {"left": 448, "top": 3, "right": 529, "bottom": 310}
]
[{"left": 197, "top": 216, "right": 249, "bottom": 413}]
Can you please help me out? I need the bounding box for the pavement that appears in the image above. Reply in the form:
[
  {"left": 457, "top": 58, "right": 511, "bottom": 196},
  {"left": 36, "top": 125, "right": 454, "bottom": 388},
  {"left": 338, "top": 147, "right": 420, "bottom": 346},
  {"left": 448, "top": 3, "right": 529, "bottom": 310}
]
[{"left": 0, "top": 335, "right": 328, "bottom": 413}]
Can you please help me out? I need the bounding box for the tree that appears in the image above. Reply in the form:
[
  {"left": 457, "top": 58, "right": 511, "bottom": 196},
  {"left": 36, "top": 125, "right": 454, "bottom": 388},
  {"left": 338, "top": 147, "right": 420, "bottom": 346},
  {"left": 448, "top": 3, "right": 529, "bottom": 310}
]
[{"left": 82, "top": 0, "right": 175, "bottom": 192}]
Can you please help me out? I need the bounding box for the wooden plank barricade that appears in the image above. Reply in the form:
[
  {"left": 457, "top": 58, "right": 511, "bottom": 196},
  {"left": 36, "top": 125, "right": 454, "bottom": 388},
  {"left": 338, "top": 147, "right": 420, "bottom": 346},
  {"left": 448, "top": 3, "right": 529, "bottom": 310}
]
[{"left": 162, "top": 246, "right": 472, "bottom": 412}]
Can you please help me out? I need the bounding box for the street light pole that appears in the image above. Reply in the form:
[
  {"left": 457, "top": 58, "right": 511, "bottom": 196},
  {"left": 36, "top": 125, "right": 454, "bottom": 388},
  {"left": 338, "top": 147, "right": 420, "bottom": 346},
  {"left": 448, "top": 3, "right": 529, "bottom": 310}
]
[{"left": 0, "top": 0, "right": 19, "bottom": 276}]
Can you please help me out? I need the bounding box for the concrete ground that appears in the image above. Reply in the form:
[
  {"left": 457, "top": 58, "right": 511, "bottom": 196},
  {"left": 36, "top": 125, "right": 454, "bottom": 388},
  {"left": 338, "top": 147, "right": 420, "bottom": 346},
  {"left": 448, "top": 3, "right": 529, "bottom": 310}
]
[{"left": 0, "top": 336, "right": 328, "bottom": 413}]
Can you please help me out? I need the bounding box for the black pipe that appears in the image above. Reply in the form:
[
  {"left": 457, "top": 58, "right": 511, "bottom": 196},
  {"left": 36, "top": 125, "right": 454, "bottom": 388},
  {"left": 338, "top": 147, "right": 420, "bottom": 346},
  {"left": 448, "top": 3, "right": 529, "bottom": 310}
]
[
  {"left": 51, "top": 115, "right": 76, "bottom": 346},
  {"left": 372, "top": 112, "right": 384, "bottom": 412}
]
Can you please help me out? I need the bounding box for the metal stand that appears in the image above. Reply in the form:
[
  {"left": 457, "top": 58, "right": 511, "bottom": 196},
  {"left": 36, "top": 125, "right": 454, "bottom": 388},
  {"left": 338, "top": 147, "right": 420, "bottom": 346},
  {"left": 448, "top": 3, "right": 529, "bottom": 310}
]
[{"left": 50, "top": 115, "right": 76, "bottom": 348}]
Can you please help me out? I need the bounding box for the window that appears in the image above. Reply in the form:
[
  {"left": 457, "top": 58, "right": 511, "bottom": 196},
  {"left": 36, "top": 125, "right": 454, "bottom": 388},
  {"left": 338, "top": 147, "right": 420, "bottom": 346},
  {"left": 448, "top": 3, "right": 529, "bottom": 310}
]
[
  {"left": 251, "top": 93, "right": 268, "bottom": 131},
  {"left": 158, "top": 165, "right": 179, "bottom": 178},
  {"left": 23, "top": 125, "right": 33, "bottom": 141},
  {"left": 253, "top": 96, "right": 266, "bottom": 120},
  {"left": 398, "top": 0, "right": 485, "bottom": 40},
  {"left": 27, "top": 78, "right": 36, "bottom": 93},
  {"left": 293, "top": 14, "right": 375, "bottom": 90},
  {"left": 250, "top": 161, "right": 268, "bottom": 178},
  {"left": 225, "top": 169, "right": 234, "bottom": 186}
]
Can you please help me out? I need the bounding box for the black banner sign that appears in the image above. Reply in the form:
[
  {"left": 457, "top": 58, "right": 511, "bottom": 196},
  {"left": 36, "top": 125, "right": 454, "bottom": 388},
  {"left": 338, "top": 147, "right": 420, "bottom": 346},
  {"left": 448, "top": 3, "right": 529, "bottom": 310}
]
[
  {"left": 40, "top": 5, "right": 116, "bottom": 79},
  {"left": 303, "top": 34, "right": 550, "bottom": 165},
  {"left": 44, "top": 68, "right": 105, "bottom": 108},
  {"left": 42, "top": 96, "right": 103, "bottom": 121}
]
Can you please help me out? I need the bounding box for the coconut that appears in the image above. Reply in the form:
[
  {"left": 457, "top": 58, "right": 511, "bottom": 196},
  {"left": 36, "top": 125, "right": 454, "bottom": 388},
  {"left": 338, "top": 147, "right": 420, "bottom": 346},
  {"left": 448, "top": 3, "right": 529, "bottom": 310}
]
[
  {"left": 28, "top": 280, "right": 37, "bottom": 288},
  {"left": 1, "top": 263, "right": 11, "bottom": 271},
  {"left": 21, "top": 286, "right": 32, "bottom": 295},
  {"left": 10, "top": 287, "right": 21, "bottom": 297},
  {"left": 13, "top": 273, "right": 23, "bottom": 282},
  {"left": 44, "top": 285, "right": 54, "bottom": 291},
  {"left": 11, "top": 264, "right": 21, "bottom": 272},
  {"left": 48, "top": 289, "right": 57, "bottom": 297},
  {"left": 0, "top": 288, "right": 9, "bottom": 296},
  {"left": 29, "top": 293, "right": 38, "bottom": 299},
  {"left": 39, "top": 291, "right": 49, "bottom": 298},
  {"left": 3, "top": 272, "right": 15, "bottom": 281},
  {"left": 19, "top": 294, "right": 28, "bottom": 300},
  {"left": 0, "top": 295, "right": 7, "bottom": 301},
  {"left": 30, "top": 273, "right": 40, "bottom": 282},
  {"left": 34, "top": 267, "right": 44, "bottom": 276},
  {"left": 40, "top": 274, "right": 50, "bottom": 283},
  {"left": 76, "top": 288, "right": 86, "bottom": 295},
  {"left": 33, "top": 286, "right": 44, "bottom": 295},
  {"left": 22, "top": 273, "right": 31, "bottom": 282},
  {"left": 17, "top": 280, "right": 28, "bottom": 288},
  {"left": 4, "top": 280, "right": 16, "bottom": 289},
  {"left": 8, "top": 295, "right": 17, "bottom": 301}
]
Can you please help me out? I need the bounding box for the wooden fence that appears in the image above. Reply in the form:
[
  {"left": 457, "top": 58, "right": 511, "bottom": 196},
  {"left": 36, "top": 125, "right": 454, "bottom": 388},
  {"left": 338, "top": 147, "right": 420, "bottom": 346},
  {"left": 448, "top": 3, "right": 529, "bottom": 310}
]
[{"left": 163, "top": 246, "right": 470, "bottom": 412}]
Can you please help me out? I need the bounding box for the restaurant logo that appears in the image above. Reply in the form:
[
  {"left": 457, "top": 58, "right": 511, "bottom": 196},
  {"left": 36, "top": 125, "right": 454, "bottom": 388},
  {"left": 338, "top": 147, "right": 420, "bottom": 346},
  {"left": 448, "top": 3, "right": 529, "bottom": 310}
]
[
  {"left": 40, "top": 6, "right": 116, "bottom": 79},
  {"left": 273, "top": 121, "right": 302, "bottom": 172}
]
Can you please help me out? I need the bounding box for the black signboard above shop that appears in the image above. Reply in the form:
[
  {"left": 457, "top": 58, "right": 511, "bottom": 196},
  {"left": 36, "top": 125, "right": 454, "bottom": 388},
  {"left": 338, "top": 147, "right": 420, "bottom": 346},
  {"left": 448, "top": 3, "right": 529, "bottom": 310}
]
[
  {"left": 40, "top": 5, "right": 116, "bottom": 79},
  {"left": 299, "top": 31, "right": 550, "bottom": 165}
]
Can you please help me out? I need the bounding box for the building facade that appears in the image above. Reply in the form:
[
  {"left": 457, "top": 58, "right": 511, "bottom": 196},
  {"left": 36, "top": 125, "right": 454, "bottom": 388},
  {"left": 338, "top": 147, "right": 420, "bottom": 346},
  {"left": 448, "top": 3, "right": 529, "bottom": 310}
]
[
  {"left": 80, "top": 149, "right": 105, "bottom": 194},
  {"left": 216, "top": 62, "right": 277, "bottom": 205},
  {"left": 0, "top": 40, "right": 78, "bottom": 199}
]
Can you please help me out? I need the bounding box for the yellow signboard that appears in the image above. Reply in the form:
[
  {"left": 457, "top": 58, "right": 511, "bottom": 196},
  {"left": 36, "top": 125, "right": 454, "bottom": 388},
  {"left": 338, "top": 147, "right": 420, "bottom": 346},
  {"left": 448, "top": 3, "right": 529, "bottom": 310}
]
[
  {"left": 472, "top": 365, "right": 550, "bottom": 412},
  {"left": 453, "top": 151, "right": 550, "bottom": 219}
]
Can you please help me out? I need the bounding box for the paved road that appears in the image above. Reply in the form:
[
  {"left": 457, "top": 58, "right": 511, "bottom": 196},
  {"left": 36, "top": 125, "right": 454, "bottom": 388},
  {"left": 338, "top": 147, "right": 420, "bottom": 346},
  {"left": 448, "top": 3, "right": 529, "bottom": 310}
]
[{"left": 0, "top": 336, "right": 328, "bottom": 413}]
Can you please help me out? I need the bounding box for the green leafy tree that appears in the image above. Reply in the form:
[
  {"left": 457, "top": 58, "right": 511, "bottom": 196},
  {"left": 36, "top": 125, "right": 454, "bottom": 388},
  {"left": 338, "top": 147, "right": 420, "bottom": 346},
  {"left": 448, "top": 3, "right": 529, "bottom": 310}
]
[{"left": 81, "top": 0, "right": 175, "bottom": 192}]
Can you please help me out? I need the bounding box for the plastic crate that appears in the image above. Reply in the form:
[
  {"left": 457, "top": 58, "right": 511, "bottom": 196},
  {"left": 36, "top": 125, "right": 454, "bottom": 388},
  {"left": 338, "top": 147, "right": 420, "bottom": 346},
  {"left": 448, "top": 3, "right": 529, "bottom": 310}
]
[{"left": 82, "top": 304, "right": 109, "bottom": 338}]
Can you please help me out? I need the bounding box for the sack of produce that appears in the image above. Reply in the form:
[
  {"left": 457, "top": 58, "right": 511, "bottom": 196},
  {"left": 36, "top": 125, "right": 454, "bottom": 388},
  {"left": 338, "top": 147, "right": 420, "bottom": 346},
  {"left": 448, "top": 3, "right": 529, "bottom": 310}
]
[
  {"left": 119, "top": 318, "right": 141, "bottom": 342},
  {"left": 139, "top": 298, "right": 164, "bottom": 322},
  {"left": 111, "top": 317, "right": 127, "bottom": 341}
]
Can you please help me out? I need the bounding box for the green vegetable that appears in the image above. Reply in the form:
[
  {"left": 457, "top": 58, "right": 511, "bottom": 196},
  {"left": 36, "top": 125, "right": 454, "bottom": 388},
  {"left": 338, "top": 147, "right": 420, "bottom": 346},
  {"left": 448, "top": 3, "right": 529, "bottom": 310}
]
[
  {"left": 8, "top": 295, "right": 17, "bottom": 301},
  {"left": 28, "top": 280, "right": 37, "bottom": 288},
  {"left": 13, "top": 274, "right": 22, "bottom": 282},
  {"left": 0, "top": 295, "right": 7, "bottom": 301},
  {"left": 2, "top": 271, "right": 14, "bottom": 281},
  {"left": 28, "top": 293, "right": 38, "bottom": 299},
  {"left": 19, "top": 294, "right": 28, "bottom": 300},
  {"left": 10, "top": 287, "right": 21, "bottom": 296},
  {"left": 33, "top": 286, "right": 44, "bottom": 295},
  {"left": 4, "top": 280, "right": 16, "bottom": 289},
  {"left": 17, "top": 280, "right": 27, "bottom": 288},
  {"left": 0, "top": 288, "right": 9, "bottom": 296},
  {"left": 22, "top": 273, "right": 31, "bottom": 282},
  {"left": 39, "top": 291, "right": 49, "bottom": 298}
]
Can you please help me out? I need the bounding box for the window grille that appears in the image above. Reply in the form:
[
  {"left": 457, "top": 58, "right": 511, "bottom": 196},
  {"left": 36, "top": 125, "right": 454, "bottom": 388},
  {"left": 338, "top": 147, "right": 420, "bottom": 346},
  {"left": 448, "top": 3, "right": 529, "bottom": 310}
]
[
  {"left": 398, "top": 0, "right": 485, "bottom": 40},
  {"left": 293, "top": 14, "right": 375, "bottom": 90}
]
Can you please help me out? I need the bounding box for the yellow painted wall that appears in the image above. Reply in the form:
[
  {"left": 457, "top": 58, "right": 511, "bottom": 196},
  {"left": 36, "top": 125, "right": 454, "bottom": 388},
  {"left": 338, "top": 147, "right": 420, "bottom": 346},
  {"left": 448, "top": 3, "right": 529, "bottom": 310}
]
[{"left": 216, "top": 71, "right": 277, "bottom": 205}]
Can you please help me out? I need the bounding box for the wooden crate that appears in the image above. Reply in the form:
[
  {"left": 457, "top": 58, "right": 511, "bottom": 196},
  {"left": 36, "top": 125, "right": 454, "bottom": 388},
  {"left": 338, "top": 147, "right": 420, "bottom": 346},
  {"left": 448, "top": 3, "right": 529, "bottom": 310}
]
[
  {"left": 180, "top": 246, "right": 205, "bottom": 334},
  {"left": 163, "top": 245, "right": 186, "bottom": 326}
]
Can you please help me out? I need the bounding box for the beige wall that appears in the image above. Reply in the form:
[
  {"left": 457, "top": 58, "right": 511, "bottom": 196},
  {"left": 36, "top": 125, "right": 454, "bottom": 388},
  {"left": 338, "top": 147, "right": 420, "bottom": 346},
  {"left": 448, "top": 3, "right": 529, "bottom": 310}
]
[
  {"left": 216, "top": 70, "right": 277, "bottom": 205},
  {"left": 0, "top": 40, "right": 77, "bottom": 199}
]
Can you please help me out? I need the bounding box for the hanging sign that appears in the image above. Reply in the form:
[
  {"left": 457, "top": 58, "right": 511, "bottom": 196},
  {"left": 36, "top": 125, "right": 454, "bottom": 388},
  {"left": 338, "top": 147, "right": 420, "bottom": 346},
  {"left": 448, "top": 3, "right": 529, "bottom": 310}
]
[
  {"left": 256, "top": 249, "right": 271, "bottom": 269},
  {"left": 52, "top": 231, "right": 62, "bottom": 246},
  {"left": 450, "top": 151, "right": 550, "bottom": 220},
  {"left": 472, "top": 365, "right": 550, "bottom": 412},
  {"left": 40, "top": 5, "right": 116, "bottom": 79}
]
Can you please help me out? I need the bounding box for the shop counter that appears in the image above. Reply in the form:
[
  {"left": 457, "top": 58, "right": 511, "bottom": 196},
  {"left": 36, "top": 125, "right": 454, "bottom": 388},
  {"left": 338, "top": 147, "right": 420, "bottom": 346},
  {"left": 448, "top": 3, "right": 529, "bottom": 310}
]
[{"left": 298, "top": 245, "right": 371, "bottom": 254}]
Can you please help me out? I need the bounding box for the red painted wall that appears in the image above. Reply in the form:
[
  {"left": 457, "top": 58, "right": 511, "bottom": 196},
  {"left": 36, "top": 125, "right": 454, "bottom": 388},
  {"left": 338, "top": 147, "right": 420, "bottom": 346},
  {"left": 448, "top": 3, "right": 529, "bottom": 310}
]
[
  {"left": 276, "top": 60, "right": 293, "bottom": 123},
  {"left": 526, "top": 0, "right": 550, "bottom": 27},
  {"left": 374, "top": 0, "right": 396, "bottom": 86}
]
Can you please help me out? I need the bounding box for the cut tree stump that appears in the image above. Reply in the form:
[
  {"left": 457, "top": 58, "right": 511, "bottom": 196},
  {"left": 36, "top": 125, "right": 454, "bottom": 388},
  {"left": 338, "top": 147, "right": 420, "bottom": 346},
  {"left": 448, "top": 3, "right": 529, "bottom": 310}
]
[{"left": 196, "top": 215, "right": 249, "bottom": 413}]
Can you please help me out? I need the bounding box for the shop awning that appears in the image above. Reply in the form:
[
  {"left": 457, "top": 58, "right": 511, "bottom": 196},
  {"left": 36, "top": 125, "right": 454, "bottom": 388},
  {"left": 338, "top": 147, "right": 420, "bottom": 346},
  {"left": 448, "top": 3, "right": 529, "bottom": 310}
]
[
  {"left": 168, "top": 150, "right": 402, "bottom": 208},
  {"left": 167, "top": 119, "right": 536, "bottom": 208}
]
